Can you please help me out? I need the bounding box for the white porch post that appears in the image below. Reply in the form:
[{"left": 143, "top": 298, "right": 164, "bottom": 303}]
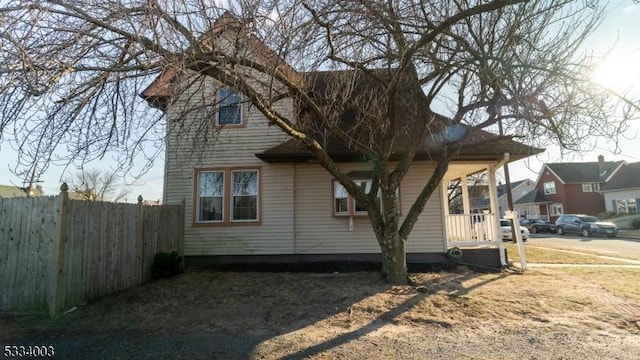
[
  {"left": 488, "top": 166, "right": 506, "bottom": 266},
  {"left": 461, "top": 176, "right": 471, "bottom": 241},
  {"left": 441, "top": 179, "right": 451, "bottom": 248}
]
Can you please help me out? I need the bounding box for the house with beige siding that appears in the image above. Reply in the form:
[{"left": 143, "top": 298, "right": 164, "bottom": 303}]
[{"left": 141, "top": 13, "right": 541, "bottom": 268}]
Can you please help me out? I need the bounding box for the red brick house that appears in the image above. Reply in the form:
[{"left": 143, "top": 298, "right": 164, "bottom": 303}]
[{"left": 515, "top": 155, "right": 625, "bottom": 222}]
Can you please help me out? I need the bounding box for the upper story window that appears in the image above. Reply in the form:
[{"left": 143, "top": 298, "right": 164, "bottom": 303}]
[
  {"left": 543, "top": 181, "right": 556, "bottom": 195},
  {"left": 216, "top": 88, "right": 243, "bottom": 126},
  {"left": 582, "top": 183, "right": 601, "bottom": 192},
  {"left": 195, "top": 168, "right": 260, "bottom": 225}
]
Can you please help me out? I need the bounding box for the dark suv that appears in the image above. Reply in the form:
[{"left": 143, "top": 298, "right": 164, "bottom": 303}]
[{"left": 555, "top": 214, "right": 618, "bottom": 237}]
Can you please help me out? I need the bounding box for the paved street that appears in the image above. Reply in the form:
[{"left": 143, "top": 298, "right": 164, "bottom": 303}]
[{"left": 528, "top": 233, "right": 640, "bottom": 260}]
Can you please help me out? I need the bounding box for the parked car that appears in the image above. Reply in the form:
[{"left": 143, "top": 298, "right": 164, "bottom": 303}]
[
  {"left": 521, "top": 219, "right": 556, "bottom": 234},
  {"left": 554, "top": 214, "right": 618, "bottom": 237},
  {"left": 500, "top": 219, "right": 530, "bottom": 241}
]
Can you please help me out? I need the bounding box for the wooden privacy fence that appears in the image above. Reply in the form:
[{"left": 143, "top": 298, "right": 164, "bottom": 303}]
[{"left": 0, "top": 184, "right": 184, "bottom": 317}]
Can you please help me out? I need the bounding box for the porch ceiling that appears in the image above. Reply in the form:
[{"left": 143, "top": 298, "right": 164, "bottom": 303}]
[{"left": 444, "top": 162, "right": 492, "bottom": 181}]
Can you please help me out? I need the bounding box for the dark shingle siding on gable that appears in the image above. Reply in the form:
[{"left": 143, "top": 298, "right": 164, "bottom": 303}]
[
  {"left": 546, "top": 161, "right": 624, "bottom": 183},
  {"left": 601, "top": 162, "right": 640, "bottom": 191}
]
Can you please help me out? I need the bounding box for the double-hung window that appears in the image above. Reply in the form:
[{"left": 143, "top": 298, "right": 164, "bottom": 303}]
[
  {"left": 216, "top": 88, "right": 243, "bottom": 126},
  {"left": 197, "top": 171, "right": 224, "bottom": 223},
  {"left": 543, "top": 181, "right": 556, "bottom": 195},
  {"left": 195, "top": 168, "right": 260, "bottom": 224},
  {"left": 231, "top": 170, "right": 259, "bottom": 221}
]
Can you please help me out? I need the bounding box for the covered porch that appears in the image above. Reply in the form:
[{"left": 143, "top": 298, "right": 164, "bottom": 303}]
[{"left": 440, "top": 159, "right": 507, "bottom": 266}]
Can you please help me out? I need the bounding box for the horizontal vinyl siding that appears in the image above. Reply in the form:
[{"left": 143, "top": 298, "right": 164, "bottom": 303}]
[
  {"left": 604, "top": 189, "right": 640, "bottom": 212},
  {"left": 402, "top": 164, "right": 446, "bottom": 253},
  {"left": 164, "top": 74, "right": 295, "bottom": 256},
  {"left": 293, "top": 163, "right": 445, "bottom": 254},
  {"left": 166, "top": 162, "right": 294, "bottom": 255}
]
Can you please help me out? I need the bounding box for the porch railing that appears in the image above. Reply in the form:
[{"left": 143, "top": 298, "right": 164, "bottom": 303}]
[{"left": 445, "top": 213, "right": 499, "bottom": 246}]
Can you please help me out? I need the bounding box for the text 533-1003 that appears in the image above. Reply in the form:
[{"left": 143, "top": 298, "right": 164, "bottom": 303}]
[{"left": 3, "top": 345, "right": 55, "bottom": 357}]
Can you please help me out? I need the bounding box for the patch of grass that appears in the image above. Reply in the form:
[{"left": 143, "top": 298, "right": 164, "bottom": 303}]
[
  {"left": 503, "top": 243, "right": 630, "bottom": 264},
  {"left": 556, "top": 267, "right": 640, "bottom": 304}
]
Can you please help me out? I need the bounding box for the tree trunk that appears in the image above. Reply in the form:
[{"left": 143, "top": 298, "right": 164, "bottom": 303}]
[
  {"left": 373, "top": 184, "right": 409, "bottom": 285},
  {"left": 380, "top": 232, "right": 408, "bottom": 285}
]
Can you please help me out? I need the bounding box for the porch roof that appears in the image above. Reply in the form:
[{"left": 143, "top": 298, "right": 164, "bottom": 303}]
[{"left": 514, "top": 189, "right": 551, "bottom": 205}]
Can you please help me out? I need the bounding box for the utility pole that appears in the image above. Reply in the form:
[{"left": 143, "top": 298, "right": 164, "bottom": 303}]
[{"left": 498, "top": 120, "right": 517, "bottom": 241}]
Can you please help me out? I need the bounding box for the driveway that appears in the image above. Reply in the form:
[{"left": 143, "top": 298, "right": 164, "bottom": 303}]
[{"left": 528, "top": 233, "right": 640, "bottom": 260}]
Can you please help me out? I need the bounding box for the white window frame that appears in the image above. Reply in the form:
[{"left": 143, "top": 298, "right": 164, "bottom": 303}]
[
  {"left": 216, "top": 87, "right": 243, "bottom": 126},
  {"left": 550, "top": 203, "right": 563, "bottom": 216},
  {"left": 543, "top": 181, "right": 556, "bottom": 195},
  {"left": 592, "top": 183, "right": 600, "bottom": 191},
  {"left": 582, "top": 183, "right": 593, "bottom": 192},
  {"left": 616, "top": 198, "right": 638, "bottom": 214},
  {"left": 230, "top": 169, "right": 260, "bottom": 222}
]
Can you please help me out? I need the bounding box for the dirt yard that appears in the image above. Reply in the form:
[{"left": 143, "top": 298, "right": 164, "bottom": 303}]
[{"left": 2, "top": 264, "right": 640, "bottom": 359}]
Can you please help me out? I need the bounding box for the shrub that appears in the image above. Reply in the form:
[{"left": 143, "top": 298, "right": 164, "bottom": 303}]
[
  {"left": 151, "top": 251, "right": 183, "bottom": 279},
  {"left": 632, "top": 218, "right": 640, "bottom": 230}
]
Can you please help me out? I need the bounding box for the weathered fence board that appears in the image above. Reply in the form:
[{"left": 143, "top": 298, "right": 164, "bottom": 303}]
[{"left": 0, "top": 187, "right": 183, "bottom": 316}]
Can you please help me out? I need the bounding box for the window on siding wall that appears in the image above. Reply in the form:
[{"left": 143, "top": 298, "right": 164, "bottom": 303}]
[
  {"left": 231, "top": 170, "right": 259, "bottom": 221},
  {"left": 582, "top": 183, "right": 592, "bottom": 192},
  {"left": 197, "top": 171, "right": 224, "bottom": 222},
  {"left": 332, "top": 179, "right": 383, "bottom": 216},
  {"left": 550, "top": 203, "right": 563, "bottom": 216},
  {"left": 195, "top": 168, "right": 260, "bottom": 224},
  {"left": 544, "top": 181, "right": 556, "bottom": 195},
  {"left": 615, "top": 198, "right": 638, "bottom": 214},
  {"left": 216, "top": 88, "right": 243, "bottom": 125}
]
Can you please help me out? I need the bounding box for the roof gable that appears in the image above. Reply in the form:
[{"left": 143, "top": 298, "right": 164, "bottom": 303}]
[
  {"left": 601, "top": 162, "right": 640, "bottom": 192},
  {"left": 545, "top": 161, "right": 625, "bottom": 183}
]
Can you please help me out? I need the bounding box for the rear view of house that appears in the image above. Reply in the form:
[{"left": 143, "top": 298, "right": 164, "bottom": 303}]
[{"left": 141, "top": 13, "right": 541, "bottom": 268}]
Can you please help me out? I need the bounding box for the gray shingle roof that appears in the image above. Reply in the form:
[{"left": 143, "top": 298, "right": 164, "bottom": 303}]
[
  {"left": 546, "top": 161, "right": 624, "bottom": 183},
  {"left": 600, "top": 162, "right": 640, "bottom": 191},
  {"left": 514, "top": 189, "right": 550, "bottom": 205}
]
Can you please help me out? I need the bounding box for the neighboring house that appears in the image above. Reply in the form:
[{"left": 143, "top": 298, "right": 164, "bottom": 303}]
[
  {"left": 141, "top": 13, "right": 541, "bottom": 267},
  {"left": 0, "top": 184, "right": 44, "bottom": 198},
  {"left": 516, "top": 155, "right": 625, "bottom": 222},
  {"left": 470, "top": 179, "right": 535, "bottom": 217},
  {"left": 600, "top": 162, "right": 640, "bottom": 214}
]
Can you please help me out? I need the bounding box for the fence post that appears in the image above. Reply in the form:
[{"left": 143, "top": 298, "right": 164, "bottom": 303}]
[
  {"left": 49, "top": 183, "right": 69, "bottom": 318},
  {"left": 137, "top": 196, "right": 145, "bottom": 283}
]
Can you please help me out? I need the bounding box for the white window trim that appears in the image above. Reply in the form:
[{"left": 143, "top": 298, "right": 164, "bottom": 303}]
[
  {"left": 582, "top": 183, "right": 592, "bottom": 192},
  {"left": 550, "top": 203, "right": 563, "bottom": 216},
  {"left": 230, "top": 169, "right": 260, "bottom": 222},
  {"left": 543, "top": 181, "right": 556, "bottom": 195}
]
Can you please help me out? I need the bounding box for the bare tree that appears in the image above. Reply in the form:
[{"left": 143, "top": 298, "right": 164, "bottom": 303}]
[
  {"left": 65, "top": 169, "right": 130, "bottom": 202},
  {"left": 0, "top": 0, "right": 637, "bottom": 283}
]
